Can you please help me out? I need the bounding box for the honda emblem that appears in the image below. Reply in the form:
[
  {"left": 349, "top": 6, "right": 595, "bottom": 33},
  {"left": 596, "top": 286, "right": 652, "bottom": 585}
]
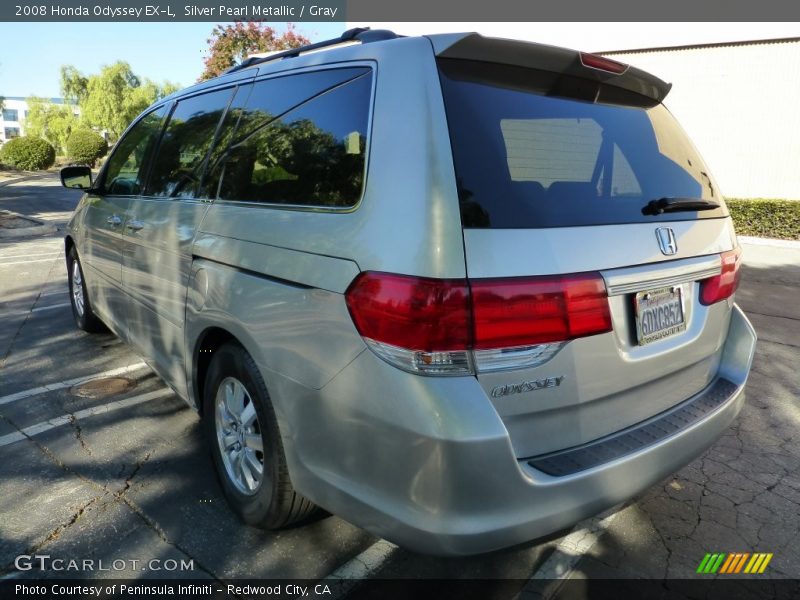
[{"left": 656, "top": 227, "right": 678, "bottom": 255}]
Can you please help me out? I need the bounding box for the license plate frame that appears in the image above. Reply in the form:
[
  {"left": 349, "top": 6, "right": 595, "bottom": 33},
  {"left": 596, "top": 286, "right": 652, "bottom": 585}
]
[{"left": 634, "top": 285, "right": 686, "bottom": 345}]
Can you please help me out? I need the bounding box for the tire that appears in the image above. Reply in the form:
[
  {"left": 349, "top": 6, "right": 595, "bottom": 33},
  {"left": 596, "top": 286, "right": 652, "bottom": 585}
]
[
  {"left": 66, "top": 246, "right": 106, "bottom": 333},
  {"left": 203, "top": 342, "right": 317, "bottom": 528}
]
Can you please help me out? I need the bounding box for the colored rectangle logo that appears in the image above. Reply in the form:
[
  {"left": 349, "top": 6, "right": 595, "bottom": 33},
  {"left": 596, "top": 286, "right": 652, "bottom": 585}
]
[{"left": 697, "top": 552, "right": 773, "bottom": 575}]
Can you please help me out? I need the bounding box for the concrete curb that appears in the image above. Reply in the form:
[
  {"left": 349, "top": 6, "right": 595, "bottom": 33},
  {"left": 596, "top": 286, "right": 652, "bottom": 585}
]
[
  {"left": 739, "top": 235, "right": 800, "bottom": 250},
  {"left": 0, "top": 210, "right": 57, "bottom": 239}
]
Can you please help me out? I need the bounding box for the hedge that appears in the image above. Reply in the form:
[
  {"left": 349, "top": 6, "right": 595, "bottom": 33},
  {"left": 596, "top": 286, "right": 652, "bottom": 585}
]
[
  {"left": 0, "top": 136, "right": 56, "bottom": 170},
  {"left": 726, "top": 199, "right": 800, "bottom": 241},
  {"left": 66, "top": 129, "right": 108, "bottom": 167}
]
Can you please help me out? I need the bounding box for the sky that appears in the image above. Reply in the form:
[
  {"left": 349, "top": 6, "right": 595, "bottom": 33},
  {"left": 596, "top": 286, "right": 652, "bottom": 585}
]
[
  {"left": 0, "top": 21, "right": 344, "bottom": 98},
  {"left": 2, "top": 21, "right": 799, "bottom": 98}
]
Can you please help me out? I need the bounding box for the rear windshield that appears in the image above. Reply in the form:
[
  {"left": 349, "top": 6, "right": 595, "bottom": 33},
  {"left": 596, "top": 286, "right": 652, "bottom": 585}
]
[{"left": 437, "top": 59, "right": 728, "bottom": 228}]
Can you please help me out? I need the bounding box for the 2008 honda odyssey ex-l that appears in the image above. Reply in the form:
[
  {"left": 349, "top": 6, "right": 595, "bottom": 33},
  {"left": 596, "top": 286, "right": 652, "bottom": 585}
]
[{"left": 61, "top": 28, "right": 757, "bottom": 555}]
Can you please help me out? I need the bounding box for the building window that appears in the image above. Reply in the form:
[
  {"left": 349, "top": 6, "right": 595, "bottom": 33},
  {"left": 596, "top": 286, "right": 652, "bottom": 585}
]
[
  {"left": 5, "top": 127, "right": 21, "bottom": 139},
  {"left": 2, "top": 109, "right": 19, "bottom": 122}
]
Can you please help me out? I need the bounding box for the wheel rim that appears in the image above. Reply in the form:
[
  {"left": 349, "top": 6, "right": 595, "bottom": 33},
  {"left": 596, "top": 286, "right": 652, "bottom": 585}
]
[
  {"left": 214, "top": 377, "right": 265, "bottom": 496},
  {"left": 71, "top": 260, "right": 85, "bottom": 317}
]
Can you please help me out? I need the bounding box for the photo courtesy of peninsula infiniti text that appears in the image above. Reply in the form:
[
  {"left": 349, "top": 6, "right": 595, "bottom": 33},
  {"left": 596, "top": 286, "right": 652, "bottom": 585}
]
[{"left": 61, "top": 28, "right": 757, "bottom": 555}]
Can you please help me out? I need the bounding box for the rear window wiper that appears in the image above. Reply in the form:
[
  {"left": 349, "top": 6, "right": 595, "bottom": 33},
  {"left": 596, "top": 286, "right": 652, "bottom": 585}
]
[{"left": 642, "top": 197, "right": 720, "bottom": 216}]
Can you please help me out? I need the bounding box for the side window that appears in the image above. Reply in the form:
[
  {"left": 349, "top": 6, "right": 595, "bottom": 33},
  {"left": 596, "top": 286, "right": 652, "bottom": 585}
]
[
  {"left": 216, "top": 68, "right": 372, "bottom": 208},
  {"left": 146, "top": 88, "right": 233, "bottom": 199},
  {"left": 102, "top": 108, "right": 166, "bottom": 196}
]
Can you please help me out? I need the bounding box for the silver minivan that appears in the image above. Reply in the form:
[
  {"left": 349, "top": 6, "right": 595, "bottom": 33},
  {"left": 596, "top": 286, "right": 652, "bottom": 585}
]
[{"left": 61, "top": 29, "right": 757, "bottom": 555}]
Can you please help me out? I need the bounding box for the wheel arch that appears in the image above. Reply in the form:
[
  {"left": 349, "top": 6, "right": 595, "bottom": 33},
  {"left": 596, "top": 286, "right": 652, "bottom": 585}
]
[{"left": 192, "top": 326, "right": 241, "bottom": 418}]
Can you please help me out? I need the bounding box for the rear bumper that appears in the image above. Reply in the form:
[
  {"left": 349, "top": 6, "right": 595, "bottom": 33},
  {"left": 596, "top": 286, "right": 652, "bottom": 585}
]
[{"left": 284, "top": 304, "right": 756, "bottom": 556}]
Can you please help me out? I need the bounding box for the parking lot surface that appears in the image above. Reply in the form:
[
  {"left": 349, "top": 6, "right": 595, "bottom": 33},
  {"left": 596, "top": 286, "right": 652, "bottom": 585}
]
[{"left": 1, "top": 176, "right": 798, "bottom": 597}]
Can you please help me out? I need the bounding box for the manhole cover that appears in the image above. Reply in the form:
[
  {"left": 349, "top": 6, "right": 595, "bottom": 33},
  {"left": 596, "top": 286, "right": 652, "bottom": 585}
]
[{"left": 70, "top": 377, "right": 136, "bottom": 399}]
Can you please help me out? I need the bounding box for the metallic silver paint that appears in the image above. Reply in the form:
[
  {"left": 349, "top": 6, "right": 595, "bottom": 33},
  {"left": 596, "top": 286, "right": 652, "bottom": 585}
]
[{"left": 64, "top": 33, "right": 757, "bottom": 556}]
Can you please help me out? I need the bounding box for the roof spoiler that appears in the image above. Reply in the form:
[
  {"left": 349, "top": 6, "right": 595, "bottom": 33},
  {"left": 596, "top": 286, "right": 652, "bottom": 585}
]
[{"left": 430, "top": 33, "right": 672, "bottom": 104}]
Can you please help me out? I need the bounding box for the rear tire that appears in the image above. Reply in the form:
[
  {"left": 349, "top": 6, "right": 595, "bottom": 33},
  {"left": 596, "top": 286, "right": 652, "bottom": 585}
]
[
  {"left": 203, "top": 343, "right": 318, "bottom": 528},
  {"left": 66, "top": 246, "right": 106, "bottom": 333}
]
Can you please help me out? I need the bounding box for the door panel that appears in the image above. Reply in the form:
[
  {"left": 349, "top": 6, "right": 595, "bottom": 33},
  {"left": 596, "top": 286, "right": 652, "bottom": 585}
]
[
  {"left": 80, "top": 193, "right": 131, "bottom": 325},
  {"left": 121, "top": 86, "right": 244, "bottom": 396},
  {"left": 80, "top": 105, "right": 168, "bottom": 330}
]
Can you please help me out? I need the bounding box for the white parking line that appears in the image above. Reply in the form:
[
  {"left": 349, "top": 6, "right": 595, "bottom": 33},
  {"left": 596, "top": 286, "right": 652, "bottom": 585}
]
[
  {"left": 0, "top": 388, "right": 174, "bottom": 448},
  {"left": 30, "top": 302, "right": 71, "bottom": 313},
  {"left": 517, "top": 507, "right": 622, "bottom": 599},
  {"left": 0, "top": 362, "right": 149, "bottom": 406},
  {"left": 322, "top": 539, "right": 398, "bottom": 598}
]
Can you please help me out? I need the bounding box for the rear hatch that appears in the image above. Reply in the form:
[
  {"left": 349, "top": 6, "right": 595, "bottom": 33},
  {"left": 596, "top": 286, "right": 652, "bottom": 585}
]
[{"left": 434, "top": 35, "right": 740, "bottom": 459}]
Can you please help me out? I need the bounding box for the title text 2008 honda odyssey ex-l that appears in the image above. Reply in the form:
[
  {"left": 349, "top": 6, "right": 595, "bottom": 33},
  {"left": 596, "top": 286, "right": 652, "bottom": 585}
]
[{"left": 61, "top": 28, "right": 757, "bottom": 555}]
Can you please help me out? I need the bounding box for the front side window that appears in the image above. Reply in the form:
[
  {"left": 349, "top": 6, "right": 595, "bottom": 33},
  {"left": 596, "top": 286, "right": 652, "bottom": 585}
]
[
  {"left": 4, "top": 127, "right": 20, "bottom": 139},
  {"left": 101, "top": 107, "right": 167, "bottom": 196},
  {"left": 2, "top": 109, "right": 19, "bottom": 122},
  {"left": 216, "top": 68, "right": 373, "bottom": 208},
  {"left": 146, "top": 88, "right": 234, "bottom": 198}
]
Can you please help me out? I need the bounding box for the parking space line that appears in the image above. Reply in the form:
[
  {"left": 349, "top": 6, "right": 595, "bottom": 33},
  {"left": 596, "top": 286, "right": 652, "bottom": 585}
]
[
  {"left": 0, "top": 362, "right": 149, "bottom": 406},
  {"left": 31, "top": 302, "right": 71, "bottom": 312},
  {"left": 0, "top": 388, "right": 174, "bottom": 448},
  {"left": 518, "top": 506, "right": 621, "bottom": 599},
  {"left": 322, "top": 539, "right": 398, "bottom": 598}
]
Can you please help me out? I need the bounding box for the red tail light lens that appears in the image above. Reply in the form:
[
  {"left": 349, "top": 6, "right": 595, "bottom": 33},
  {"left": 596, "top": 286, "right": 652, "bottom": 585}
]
[
  {"left": 700, "top": 247, "right": 742, "bottom": 305},
  {"left": 345, "top": 271, "right": 612, "bottom": 374},
  {"left": 471, "top": 274, "right": 612, "bottom": 348},
  {"left": 344, "top": 272, "right": 470, "bottom": 352},
  {"left": 579, "top": 52, "right": 629, "bottom": 74}
]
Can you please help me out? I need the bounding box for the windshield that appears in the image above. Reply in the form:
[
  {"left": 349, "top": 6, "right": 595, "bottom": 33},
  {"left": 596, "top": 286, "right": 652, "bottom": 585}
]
[{"left": 437, "top": 59, "right": 728, "bottom": 228}]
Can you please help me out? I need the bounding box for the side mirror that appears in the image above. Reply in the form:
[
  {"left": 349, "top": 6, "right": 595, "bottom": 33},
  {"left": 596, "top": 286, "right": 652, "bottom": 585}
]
[{"left": 60, "top": 166, "right": 93, "bottom": 190}]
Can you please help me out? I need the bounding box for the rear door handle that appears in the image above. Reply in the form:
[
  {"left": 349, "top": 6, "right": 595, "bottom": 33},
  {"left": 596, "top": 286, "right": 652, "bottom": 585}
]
[
  {"left": 126, "top": 220, "right": 144, "bottom": 231},
  {"left": 106, "top": 215, "right": 122, "bottom": 226}
]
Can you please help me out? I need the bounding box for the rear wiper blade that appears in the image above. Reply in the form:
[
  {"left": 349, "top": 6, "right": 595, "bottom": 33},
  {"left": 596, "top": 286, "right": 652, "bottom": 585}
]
[{"left": 642, "top": 197, "right": 720, "bottom": 216}]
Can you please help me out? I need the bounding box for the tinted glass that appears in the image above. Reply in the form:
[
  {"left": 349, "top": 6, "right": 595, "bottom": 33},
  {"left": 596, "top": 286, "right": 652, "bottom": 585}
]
[
  {"left": 202, "top": 68, "right": 369, "bottom": 199},
  {"left": 146, "top": 89, "right": 233, "bottom": 198},
  {"left": 102, "top": 107, "right": 166, "bottom": 196},
  {"left": 438, "top": 59, "right": 727, "bottom": 228},
  {"left": 217, "top": 70, "right": 372, "bottom": 207}
]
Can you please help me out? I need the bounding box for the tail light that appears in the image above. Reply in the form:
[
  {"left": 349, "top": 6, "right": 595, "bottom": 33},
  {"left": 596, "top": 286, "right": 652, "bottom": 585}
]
[
  {"left": 700, "top": 247, "right": 742, "bottom": 305},
  {"left": 345, "top": 271, "right": 611, "bottom": 375}
]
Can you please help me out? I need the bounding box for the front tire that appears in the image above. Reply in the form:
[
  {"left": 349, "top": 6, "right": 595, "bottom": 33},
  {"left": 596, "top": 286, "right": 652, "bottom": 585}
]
[
  {"left": 203, "top": 343, "right": 317, "bottom": 528},
  {"left": 66, "top": 246, "right": 106, "bottom": 333}
]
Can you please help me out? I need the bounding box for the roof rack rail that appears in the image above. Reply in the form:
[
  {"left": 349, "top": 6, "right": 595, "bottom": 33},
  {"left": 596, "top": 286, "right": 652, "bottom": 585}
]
[{"left": 226, "top": 27, "right": 400, "bottom": 74}]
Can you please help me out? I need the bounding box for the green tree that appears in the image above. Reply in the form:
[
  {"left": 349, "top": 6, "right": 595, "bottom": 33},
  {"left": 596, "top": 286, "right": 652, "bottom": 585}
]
[
  {"left": 60, "top": 65, "right": 88, "bottom": 105},
  {"left": 23, "top": 97, "right": 81, "bottom": 155},
  {"left": 69, "top": 62, "right": 176, "bottom": 139},
  {"left": 200, "top": 22, "right": 310, "bottom": 81}
]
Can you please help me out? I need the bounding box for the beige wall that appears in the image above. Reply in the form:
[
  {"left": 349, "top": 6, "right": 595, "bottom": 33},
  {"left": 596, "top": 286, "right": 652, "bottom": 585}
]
[{"left": 606, "top": 40, "right": 800, "bottom": 200}]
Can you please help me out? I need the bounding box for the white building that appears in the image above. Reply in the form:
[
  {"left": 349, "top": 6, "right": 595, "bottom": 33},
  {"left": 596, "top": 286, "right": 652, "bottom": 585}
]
[
  {"left": 0, "top": 97, "right": 80, "bottom": 144},
  {"left": 602, "top": 38, "right": 800, "bottom": 200}
]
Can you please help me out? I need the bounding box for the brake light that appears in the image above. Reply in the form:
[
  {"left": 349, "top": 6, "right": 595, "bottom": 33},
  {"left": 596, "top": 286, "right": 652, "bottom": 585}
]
[
  {"left": 579, "top": 52, "right": 628, "bottom": 74},
  {"left": 345, "top": 271, "right": 611, "bottom": 375},
  {"left": 700, "top": 247, "right": 742, "bottom": 305}
]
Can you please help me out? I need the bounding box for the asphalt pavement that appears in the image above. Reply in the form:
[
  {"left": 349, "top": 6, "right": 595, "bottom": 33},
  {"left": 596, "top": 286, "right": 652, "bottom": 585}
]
[{"left": 0, "top": 175, "right": 798, "bottom": 598}]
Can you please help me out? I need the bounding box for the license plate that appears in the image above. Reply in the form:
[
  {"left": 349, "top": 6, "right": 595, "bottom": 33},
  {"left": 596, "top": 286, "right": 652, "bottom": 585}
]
[{"left": 634, "top": 286, "right": 686, "bottom": 345}]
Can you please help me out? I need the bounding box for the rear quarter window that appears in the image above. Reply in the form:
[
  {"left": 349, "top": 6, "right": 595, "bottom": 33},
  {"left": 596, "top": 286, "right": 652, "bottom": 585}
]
[{"left": 214, "top": 67, "right": 373, "bottom": 209}]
